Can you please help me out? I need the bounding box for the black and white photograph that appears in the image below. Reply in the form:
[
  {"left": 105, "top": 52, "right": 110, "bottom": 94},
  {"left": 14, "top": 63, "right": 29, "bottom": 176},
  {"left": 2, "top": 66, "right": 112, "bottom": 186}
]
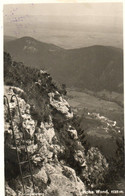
[{"left": 3, "top": 1, "right": 124, "bottom": 195}]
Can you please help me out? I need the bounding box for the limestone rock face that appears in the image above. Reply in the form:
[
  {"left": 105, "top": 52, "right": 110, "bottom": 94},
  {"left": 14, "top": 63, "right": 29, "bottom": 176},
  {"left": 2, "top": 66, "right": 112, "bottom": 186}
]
[
  {"left": 48, "top": 91, "right": 73, "bottom": 119},
  {"left": 44, "top": 164, "right": 86, "bottom": 196},
  {"left": 67, "top": 125, "right": 78, "bottom": 140},
  {"left": 22, "top": 114, "right": 36, "bottom": 138},
  {"left": 4, "top": 85, "right": 86, "bottom": 195},
  {"left": 40, "top": 120, "right": 55, "bottom": 143},
  {"left": 34, "top": 167, "right": 48, "bottom": 184},
  {"left": 74, "top": 149, "right": 86, "bottom": 167},
  {"left": 4, "top": 56, "right": 112, "bottom": 195}
]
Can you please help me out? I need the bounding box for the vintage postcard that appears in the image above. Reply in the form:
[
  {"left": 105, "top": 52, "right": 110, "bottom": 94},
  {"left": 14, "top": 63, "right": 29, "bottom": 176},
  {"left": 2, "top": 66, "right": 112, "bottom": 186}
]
[{"left": 2, "top": 0, "right": 124, "bottom": 195}]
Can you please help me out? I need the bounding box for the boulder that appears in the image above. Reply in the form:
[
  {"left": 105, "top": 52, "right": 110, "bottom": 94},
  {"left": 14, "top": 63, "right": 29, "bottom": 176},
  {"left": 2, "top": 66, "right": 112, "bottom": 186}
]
[
  {"left": 67, "top": 125, "right": 78, "bottom": 140},
  {"left": 27, "top": 144, "right": 38, "bottom": 154},
  {"left": 62, "top": 165, "right": 77, "bottom": 182},
  {"left": 74, "top": 150, "right": 86, "bottom": 166},
  {"left": 62, "top": 165, "right": 86, "bottom": 195},
  {"left": 22, "top": 114, "right": 35, "bottom": 138},
  {"left": 32, "top": 154, "right": 44, "bottom": 165},
  {"left": 34, "top": 167, "right": 48, "bottom": 184},
  {"left": 44, "top": 164, "right": 86, "bottom": 196},
  {"left": 39, "top": 121, "right": 55, "bottom": 143},
  {"left": 48, "top": 92, "right": 73, "bottom": 119}
]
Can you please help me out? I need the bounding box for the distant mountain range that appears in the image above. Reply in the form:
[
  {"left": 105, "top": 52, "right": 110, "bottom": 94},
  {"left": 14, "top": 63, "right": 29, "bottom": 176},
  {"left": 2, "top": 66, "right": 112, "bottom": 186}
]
[
  {"left": 4, "top": 35, "right": 17, "bottom": 44},
  {"left": 4, "top": 36, "right": 123, "bottom": 92}
]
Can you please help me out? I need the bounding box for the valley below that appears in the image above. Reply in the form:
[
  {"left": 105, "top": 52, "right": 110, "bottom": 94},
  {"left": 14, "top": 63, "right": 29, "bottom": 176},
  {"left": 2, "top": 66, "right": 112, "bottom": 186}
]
[
  {"left": 67, "top": 88, "right": 124, "bottom": 190},
  {"left": 67, "top": 88, "right": 124, "bottom": 146},
  {"left": 67, "top": 88, "right": 123, "bottom": 127}
]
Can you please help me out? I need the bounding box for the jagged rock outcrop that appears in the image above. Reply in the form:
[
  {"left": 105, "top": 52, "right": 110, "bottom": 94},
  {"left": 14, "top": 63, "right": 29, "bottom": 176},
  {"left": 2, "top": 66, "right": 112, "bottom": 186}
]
[
  {"left": 48, "top": 91, "right": 73, "bottom": 119},
  {"left": 4, "top": 53, "right": 110, "bottom": 195},
  {"left": 4, "top": 85, "right": 86, "bottom": 196},
  {"left": 67, "top": 125, "right": 78, "bottom": 140},
  {"left": 73, "top": 149, "right": 86, "bottom": 167}
]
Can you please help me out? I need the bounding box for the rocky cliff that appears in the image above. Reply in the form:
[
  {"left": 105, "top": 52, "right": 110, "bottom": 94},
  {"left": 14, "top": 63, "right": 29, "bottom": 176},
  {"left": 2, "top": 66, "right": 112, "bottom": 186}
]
[{"left": 4, "top": 52, "right": 109, "bottom": 196}]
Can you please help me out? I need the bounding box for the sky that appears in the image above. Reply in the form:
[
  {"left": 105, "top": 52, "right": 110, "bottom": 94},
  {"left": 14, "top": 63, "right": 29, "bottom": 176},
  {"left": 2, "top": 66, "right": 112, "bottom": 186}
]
[{"left": 3, "top": 3, "right": 123, "bottom": 48}]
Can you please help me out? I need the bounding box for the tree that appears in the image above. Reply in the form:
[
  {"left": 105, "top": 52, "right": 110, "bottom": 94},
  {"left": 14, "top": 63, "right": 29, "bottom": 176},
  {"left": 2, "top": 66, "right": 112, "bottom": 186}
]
[
  {"left": 81, "top": 147, "right": 109, "bottom": 189},
  {"left": 61, "top": 84, "right": 67, "bottom": 95}
]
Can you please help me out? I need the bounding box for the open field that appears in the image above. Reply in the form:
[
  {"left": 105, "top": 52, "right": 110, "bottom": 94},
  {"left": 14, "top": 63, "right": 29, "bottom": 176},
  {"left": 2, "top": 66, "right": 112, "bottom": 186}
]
[{"left": 67, "top": 89, "right": 123, "bottom": 128}]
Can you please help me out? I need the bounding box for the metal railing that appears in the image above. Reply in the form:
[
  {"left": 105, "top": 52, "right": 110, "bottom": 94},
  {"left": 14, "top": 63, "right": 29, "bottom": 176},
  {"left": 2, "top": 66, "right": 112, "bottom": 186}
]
[{"left": 4, "top": 95, "right": 36, "bottom": 194}]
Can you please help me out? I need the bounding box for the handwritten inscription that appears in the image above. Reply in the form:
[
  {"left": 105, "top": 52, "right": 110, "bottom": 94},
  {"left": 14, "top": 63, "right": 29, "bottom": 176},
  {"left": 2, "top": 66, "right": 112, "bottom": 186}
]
[{"left": 81, "top": 190, "right": 124, "bottom": 195}]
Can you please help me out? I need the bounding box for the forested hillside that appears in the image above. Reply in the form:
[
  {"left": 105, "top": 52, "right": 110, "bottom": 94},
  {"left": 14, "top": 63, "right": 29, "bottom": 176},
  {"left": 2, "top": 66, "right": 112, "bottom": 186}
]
[
  {"left": 4, "top": 52, "right": 124, "bottom": 195},
  {"left": 5, "top": 37, "right": 123, "bottom": 92}
]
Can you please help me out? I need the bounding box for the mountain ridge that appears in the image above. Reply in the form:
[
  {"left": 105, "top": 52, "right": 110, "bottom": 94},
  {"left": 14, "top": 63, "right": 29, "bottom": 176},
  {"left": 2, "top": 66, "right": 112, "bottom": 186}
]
[{"left": 4, "top": 36, "right": 123, "bottom": 92}]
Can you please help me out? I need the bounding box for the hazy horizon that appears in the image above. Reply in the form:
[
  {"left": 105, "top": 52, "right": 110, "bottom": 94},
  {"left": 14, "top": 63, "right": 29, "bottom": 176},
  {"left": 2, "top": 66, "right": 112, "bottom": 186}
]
[{"left": 4, "top": 3, "right": 123, "bottom": 49}]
